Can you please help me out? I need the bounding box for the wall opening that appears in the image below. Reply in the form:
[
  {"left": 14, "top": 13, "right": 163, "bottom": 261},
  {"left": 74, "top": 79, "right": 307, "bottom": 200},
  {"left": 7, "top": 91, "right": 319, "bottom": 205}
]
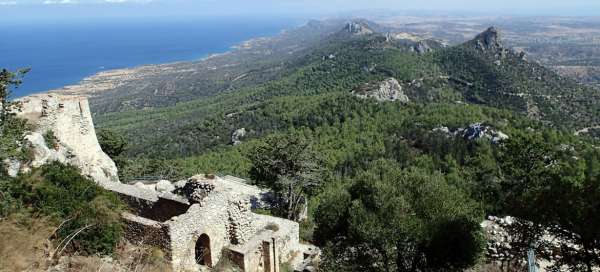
[{"left": 195, "top": 233, "right": 212, "bottom": 267}]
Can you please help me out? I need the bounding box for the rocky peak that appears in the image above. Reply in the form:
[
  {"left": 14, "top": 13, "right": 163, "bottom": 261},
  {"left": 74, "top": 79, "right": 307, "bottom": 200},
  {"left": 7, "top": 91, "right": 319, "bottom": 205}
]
[
  {"left": 343, "top": 20, "right": 375, "bottom": 36},
  {"left": 473, "top": 26, "right": 503, "bottom": 51}
]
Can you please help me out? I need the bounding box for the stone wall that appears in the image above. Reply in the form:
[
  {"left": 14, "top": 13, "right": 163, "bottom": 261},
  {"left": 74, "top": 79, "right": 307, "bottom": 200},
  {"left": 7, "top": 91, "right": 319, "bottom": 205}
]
[
  {"left": 253, "top": 214, "right": 301, "bottom": 265},
  {"left": 122, "top": 212, "right": 172, "bottom": 258},
  {"left": 167, "top": 194, "right": 233, "bottom": 271},
  {"left": 109, "top": 174, "right": 310, "bottom": 272},
  {"left": 227, "top": 195, "right": 254, "bottom": 245},
  {"left": 139, "top": 198, "right": 191, "bottom": 223},
  {"left": 227, "top": 230, "right": 277, "bottom": 272}
]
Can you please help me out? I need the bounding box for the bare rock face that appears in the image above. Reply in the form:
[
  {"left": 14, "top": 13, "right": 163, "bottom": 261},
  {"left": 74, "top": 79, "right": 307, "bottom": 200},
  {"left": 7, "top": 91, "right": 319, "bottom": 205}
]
[
  {"left": 353, "top": 78, "right": 410, "bottom": 103},
  {"left": 14, "top": 94, "right": 119, "bottom": 184}
]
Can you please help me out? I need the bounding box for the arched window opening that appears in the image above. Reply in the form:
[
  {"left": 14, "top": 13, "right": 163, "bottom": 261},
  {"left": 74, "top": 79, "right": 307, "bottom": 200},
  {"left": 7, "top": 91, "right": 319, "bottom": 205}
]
[{"left": 195, "top": 233, "right": 212, "bottom": 267}]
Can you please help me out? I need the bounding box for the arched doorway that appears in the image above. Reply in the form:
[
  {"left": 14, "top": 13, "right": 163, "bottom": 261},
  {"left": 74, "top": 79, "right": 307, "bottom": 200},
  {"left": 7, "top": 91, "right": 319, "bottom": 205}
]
[{"left": 195, "top": 234, "right": 212, "bottom": 267}]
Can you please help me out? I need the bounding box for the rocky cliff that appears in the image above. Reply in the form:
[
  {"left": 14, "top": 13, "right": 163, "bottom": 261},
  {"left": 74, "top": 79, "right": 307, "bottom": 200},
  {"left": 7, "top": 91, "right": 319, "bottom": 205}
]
[{"left": 14, "top": 94, "right": 119, "bottom": 184}]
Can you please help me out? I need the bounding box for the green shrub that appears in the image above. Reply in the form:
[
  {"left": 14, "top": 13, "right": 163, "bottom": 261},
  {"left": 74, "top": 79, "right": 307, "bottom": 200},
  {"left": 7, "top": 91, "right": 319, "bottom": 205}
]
[
  {"left": 0, "top": 118, "right": 28, "bottom": 163},
  {"left": 97, "top": 129, "right": 127, "bottom": 158},
  {"left": 43, "top": 130, "right": 58, "bottom": 149},
  {"left": 1, "top": 162, "right": 124, "bottom": 255}
]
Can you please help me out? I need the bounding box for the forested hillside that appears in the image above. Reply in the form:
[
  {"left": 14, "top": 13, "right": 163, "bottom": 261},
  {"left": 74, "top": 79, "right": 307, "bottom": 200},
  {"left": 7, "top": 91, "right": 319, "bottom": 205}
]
[
  {"left": 88, "top": 21, "right": 600, "bottom": 270},
  {"left": 96, "top": 22, "right": 600, "bottom": 158}
]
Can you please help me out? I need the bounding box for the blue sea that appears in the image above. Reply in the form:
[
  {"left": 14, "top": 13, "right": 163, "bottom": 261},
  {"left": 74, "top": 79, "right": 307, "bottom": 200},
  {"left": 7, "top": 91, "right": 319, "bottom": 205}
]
[{"left": 0, "top": 17, "right": 300, "bottom": 97}]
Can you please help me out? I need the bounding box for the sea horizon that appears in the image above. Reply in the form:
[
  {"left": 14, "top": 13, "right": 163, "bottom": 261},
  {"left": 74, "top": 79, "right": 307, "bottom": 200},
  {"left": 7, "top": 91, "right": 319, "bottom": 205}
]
[{"left": 1, "top": 16, "right": 303, "bottom": 98}]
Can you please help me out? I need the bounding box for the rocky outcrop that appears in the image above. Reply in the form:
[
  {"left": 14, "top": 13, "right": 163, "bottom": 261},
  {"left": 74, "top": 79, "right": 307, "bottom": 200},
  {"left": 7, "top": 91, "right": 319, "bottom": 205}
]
[
  {"left": 13, "top": 94, "right": 119, "bottom": 184},
  {"left": 474, "top": 26, "right": 503, "bottom": 51},
  {"left": 352, "top": 78, "right": 410, "bottom": 103},
  {"left": 433, "top": 123, "right": 509, "bottom": 144},
  {"left": 231, "top": 128, "right": 247, "bottom": 145},
  {"left": 343, "top": 21, "right": 374, "bottom": 36},
  {"left": 413, "top": 40, "right": 433, "bottom": 54}
]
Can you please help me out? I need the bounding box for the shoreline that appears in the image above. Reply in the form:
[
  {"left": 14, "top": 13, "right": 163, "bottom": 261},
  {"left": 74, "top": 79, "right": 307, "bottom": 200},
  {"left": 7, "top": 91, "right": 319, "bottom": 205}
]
[
  {"left": 46, "top": 35, "right": 270, "bottom": 98},
  {"left": 20, "top": 22, "right": 296, "bottom": 98}
]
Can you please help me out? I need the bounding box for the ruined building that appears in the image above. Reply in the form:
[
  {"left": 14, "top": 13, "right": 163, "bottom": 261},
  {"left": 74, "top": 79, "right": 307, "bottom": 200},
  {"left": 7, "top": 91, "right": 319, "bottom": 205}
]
[
  {"left": 107, "top": 175, "right": 318, "bottom": 271},
  {"left": 10, "top": 94, "right": 319, "bottom": 271}
]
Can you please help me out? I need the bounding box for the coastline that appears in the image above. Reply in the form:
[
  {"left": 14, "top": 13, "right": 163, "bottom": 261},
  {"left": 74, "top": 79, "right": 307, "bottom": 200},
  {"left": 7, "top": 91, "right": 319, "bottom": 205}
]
[
  {"left": 48, "top": 39, "right": 256, "bottom": 98},
  {"left": 46, "top": 28, "right": 290, "bottom": 98},
  {"left": 5, "top": 17, "right": 299, "bottom": 99}
]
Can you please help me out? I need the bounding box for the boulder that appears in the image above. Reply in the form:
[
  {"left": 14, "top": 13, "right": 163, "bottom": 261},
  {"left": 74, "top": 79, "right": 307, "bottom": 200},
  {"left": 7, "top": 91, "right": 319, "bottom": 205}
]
[
  {"left": 432, "top": 123, "right": 509, "bottom": 144},
  {"left": 177, "top": 176, "right": 217, "bottom": 203},
  {"left": 134, "top": 181, "right": 156, "bottom": 191}
]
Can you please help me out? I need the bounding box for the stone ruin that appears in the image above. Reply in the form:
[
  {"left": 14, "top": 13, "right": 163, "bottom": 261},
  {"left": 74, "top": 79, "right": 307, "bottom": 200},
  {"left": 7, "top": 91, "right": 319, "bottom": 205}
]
[
  {"left": 8, "top": 94, "right": 319, "bottom": 271},
  {"left": 107, "top": 175, "right": 319, "bottom": 271},
  {"left": 8, "top": 94, "right": 119, "bottom": 184}
]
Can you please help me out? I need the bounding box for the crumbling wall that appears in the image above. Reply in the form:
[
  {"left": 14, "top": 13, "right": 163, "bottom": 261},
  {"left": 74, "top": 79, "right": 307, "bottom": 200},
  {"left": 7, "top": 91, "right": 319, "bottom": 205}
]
[
  {"left": 226, "top": 230, "right": 278, "bottom": 272},
  {"left": 167, "top": 193, "right": 232, "bottom": 271},
  {"left": 110, "top": 174, "right": 310, "bottom": 272},
  {"left": 14, "top": 94, "right": 119, "bottom": 184},
  {"left": 253, "top": 214, "right": 301, "bottom": 266},
  {"left": 228, "top": 195, "right": 254, "bottom": 245},
  {"left": 122, "top": 212, "right": 172, "bottom": 259}
]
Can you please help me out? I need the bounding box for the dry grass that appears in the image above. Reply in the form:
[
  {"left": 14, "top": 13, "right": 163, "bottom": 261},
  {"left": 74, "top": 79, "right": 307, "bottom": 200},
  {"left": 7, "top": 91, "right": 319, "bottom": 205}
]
[
  {"left": 0, "top": 217, "right": 171, "bottom": 272},
  {"left": 56, "top": 242, "right": 172, "bottom": 272},
  {"left": 0, "top": 217, "right": 54, "bottom": 272}
]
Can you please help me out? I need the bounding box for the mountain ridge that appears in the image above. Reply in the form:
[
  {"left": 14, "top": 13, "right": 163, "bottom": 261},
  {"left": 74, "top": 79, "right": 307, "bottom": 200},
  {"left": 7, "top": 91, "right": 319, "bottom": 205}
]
[{"left": 91, "top": 21, "right": 600, "bottom": 158}]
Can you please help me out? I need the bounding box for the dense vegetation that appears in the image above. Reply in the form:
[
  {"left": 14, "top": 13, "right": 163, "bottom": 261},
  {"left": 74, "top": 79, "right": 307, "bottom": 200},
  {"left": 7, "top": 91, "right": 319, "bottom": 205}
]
[
  {"left": 0, "top": 162, "right": 124, "bottom": 255},
  {"left": 97, "top": 26, "right": 600, "bottom": 159}
]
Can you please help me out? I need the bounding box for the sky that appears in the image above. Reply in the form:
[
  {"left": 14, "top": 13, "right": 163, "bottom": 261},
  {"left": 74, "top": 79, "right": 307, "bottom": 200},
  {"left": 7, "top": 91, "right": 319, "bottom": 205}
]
[{"left": 1, "top": 0, "right": 600, "bottom": 22}]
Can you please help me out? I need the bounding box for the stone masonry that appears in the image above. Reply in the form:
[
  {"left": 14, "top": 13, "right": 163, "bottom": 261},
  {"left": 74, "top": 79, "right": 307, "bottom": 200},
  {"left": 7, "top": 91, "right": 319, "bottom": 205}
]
[
  {"left": 11, "top": 94, "right": 119, "bottom": 184},
  {"left": 7, "top": 94, "right": 318, "bottom": 271},
  {"left": 109, "top": 175, "right": 317, "bottom": 272}
]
